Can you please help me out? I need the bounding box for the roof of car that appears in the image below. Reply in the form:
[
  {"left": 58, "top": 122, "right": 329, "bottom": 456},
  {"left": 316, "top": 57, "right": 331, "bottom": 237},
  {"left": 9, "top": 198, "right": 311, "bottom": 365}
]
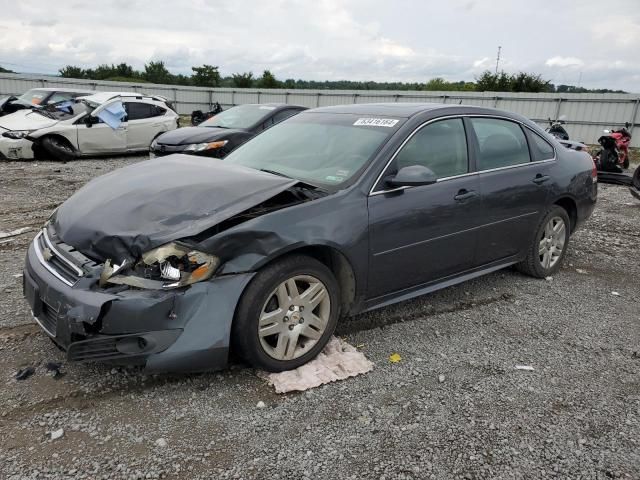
[
  {"left": 241, "top": 103, "right": 305, "bottom": 109},
  {"left": 28, "top": 87, "right": 95, "bottom": 93},
  {"left": 80, "top": 91, "right": 168, "bottom": 105},
  {"left": 310, "top": 102, "right": 452, "bottom": 117}
]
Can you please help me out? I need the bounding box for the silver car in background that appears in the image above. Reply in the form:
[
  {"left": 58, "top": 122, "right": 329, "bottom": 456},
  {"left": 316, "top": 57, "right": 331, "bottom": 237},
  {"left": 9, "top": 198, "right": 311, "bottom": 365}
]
[{"left": 0, "top": 91, "right": 179, "bottom": 161}]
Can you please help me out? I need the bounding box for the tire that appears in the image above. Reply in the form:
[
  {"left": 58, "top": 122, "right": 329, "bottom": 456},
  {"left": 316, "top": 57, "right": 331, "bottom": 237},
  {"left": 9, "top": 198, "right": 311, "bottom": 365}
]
[
  {"left": 632, "top": 166, "right": 640, "bottom": 190},
  {"left": 232, "top": 255, "right": 340, "bottom": 372},
  {"left": 516, "top": 206, "right": 571, "bottom": 278},
  {"left": 40, "top": 136, "right": 77, "bottom": 162}
]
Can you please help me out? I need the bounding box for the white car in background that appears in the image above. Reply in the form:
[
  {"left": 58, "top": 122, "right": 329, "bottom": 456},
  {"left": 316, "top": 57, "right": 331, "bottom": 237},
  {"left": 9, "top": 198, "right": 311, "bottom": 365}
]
[{"left": 0, "top": 92, "right": 179, "bottom": 161}]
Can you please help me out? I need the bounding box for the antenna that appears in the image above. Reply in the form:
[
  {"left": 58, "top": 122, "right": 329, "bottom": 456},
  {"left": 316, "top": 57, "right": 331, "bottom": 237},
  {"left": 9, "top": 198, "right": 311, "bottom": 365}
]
[{"left": 495, "top": 46, "right": 502, "bottom": 74}]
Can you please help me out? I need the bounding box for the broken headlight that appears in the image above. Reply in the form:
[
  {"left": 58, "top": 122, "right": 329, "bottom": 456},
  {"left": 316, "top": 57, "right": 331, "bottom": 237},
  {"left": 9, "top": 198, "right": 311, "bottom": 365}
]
[
  {"left": 101, "top": 242, "right": 220, "bottom": 290},
  {"left": 2, "top": 130, "right": 32, "bottom": 139},
  {"left": 184, "top": 140, "right": 228, "bottom": 152}
]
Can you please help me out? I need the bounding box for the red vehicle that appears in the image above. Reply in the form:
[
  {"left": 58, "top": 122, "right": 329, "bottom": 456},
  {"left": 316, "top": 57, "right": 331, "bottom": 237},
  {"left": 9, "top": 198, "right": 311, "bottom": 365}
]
[{"left": 603, "top": 122, "right": 632, "bottom": 169}]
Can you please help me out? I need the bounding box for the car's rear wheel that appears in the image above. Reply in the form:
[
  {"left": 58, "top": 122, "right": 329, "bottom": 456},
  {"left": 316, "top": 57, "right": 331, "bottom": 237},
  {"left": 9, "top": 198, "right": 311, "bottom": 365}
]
[
  {"left": 232, "top": 255, "right": 340, "bottom": 372},
  {"left": 517, "top": 206, "right": 571, "bottom": 278}
]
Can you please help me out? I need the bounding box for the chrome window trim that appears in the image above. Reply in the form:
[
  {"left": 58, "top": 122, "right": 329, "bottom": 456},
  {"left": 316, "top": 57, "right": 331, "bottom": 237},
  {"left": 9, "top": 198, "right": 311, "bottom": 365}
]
[{"left": 369, "top": 114, "right": 557, "bottom": 196}]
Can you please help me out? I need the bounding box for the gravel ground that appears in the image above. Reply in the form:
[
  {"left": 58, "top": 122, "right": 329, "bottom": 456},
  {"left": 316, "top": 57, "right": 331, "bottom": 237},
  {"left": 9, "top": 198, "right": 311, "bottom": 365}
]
[{"left": 0, "top": 156, "right": 639, "bottom": 480}]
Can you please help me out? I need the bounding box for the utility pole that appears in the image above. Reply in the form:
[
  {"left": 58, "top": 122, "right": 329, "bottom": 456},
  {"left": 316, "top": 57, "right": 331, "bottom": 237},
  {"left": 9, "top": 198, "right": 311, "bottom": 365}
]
[{"left": 495, "top": 46, "right": 502, "bottom": 74}]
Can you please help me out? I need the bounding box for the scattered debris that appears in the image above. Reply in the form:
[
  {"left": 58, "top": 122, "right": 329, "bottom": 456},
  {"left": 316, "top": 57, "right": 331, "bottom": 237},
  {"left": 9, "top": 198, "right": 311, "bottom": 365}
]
[
  {"left": 515, "top": 365, "right": 535, "bottom": 371},
  {"left": 12, "top": 273, "right": 22, "bottom": 278},
  {"left": 262, "top": 337, "right": 374, "bottom": 394},
  {"left": 0, "top": 227, "right": 33, "bottom": 239},
  {"left": 389, "top": 353, "right": 402, "bottom": 363},
  {"left": 50, "top": 428, "right": 64, "bottom": 441},
  {"left": 611, "top": 291, "right": 621, "bottom": 296},
  {"left": 15, "top": 366, "right": 35, "bottom": 381},
  {"left": 576, "top": 269, "right": 587, "bottom": 274},
  {"left": 438, "top": 374, "right": 446, "bottom": 383},
  {"left": 45, "top": 362, "right": 65, "bottom": 379},
  {"left": 155, "top": 438, "right": 168, "bottom": 448},
  {"left": 256, "top": 401, "right": 266, "bottom": 409},
  {"left": 545, "top": 276, "right": 553, "bottom": 281}
]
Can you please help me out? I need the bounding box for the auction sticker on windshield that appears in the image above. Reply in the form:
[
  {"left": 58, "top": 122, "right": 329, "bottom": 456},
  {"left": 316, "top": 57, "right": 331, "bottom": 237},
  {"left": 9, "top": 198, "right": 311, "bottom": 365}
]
[{"left": 353, "top": 118, "right": 399, "bottom": 127}]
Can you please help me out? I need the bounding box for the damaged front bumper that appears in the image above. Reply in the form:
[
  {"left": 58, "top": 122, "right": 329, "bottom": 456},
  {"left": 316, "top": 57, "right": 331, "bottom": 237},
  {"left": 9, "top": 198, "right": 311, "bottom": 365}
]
[
  {"left": 23, "top": 233, "right": 254, "bottom": 373},
  {"left": 0, "top": 136, "right": 35, "bottom": 160}
]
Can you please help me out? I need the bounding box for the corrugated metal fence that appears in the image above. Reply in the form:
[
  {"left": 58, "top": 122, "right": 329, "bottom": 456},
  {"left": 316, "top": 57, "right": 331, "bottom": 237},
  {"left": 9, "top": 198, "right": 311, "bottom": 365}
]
[{"left": 2, "top": 72, "right": 639, "bottom": 147}]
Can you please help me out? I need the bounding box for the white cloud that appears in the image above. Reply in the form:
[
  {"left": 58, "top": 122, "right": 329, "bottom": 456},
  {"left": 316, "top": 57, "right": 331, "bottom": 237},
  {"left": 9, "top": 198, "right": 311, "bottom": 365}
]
[
  {"left": 0, "top": 0, "right": 638, "bottom": 91},
  {"left": 545, "top": 56, "right": 585, "bottom": 68}
]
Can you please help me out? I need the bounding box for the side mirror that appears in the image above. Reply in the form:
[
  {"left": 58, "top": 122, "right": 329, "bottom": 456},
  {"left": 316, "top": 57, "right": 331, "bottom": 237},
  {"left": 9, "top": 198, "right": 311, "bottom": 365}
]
[
  {"left": 386, "top": 165, "right": 438, "bottom": 188},
  {"left": 84, "top": 116, "right": 94, "bottom": 128}
]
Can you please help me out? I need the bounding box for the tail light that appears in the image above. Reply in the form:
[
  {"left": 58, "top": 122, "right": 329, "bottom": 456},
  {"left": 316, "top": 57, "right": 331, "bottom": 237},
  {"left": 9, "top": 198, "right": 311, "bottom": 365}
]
[{"left": 591, "top": 156, "right": 598, "bottom": 182}]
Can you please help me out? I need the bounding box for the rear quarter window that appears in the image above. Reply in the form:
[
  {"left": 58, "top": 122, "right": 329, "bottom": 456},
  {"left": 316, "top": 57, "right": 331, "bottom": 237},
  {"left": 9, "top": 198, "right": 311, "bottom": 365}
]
[{"left": 527, "top": 129, "right": 555, "bottom": 161}]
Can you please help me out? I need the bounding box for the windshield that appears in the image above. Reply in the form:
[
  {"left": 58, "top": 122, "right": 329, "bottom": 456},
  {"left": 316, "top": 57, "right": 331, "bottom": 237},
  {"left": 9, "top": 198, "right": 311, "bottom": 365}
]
[
  {"left": 31, "top": 101, "right": 91, "bottom": 120},
  {"left": 15, "top": 89, "right": 50, "bottom": 107},
  {"left": 199, "top": 104, "right": 277, "bottom": 129},
  {"left": 225, "top": 112, "right": 403, "bottom": 188}
]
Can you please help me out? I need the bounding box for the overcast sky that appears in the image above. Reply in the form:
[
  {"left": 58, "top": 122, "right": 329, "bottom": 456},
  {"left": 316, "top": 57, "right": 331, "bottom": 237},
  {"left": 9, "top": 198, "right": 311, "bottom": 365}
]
[{"left": 0, "top": 0, "right": 639, "bottom": 91}]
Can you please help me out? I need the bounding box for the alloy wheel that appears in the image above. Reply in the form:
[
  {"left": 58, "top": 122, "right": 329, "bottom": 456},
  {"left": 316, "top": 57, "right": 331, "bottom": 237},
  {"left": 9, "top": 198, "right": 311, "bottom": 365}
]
[
  {"left": 258, "top": 275, "right": 331, "bottom": 361},
  {"left": 539, "top": 216, "right": 566, "bottom": 269}
]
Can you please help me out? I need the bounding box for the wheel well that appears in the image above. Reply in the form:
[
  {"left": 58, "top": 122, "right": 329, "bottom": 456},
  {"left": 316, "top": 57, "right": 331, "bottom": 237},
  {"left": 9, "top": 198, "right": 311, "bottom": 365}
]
[
  {"left": 554, "top": 197, "right": 577, "bottom": 232},
  {"left": 267, "top": 246, "right": 357, "bottom": 315}
]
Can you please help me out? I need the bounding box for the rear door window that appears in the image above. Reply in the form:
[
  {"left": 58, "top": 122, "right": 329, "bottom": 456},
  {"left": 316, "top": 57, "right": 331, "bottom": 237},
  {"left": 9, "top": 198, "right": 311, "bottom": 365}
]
[
  {"left": 470, "top": 118, "right": 531, "bottom": 170},
  {"left": 125, "top": 102, "right": 165, "bottom": 120}
]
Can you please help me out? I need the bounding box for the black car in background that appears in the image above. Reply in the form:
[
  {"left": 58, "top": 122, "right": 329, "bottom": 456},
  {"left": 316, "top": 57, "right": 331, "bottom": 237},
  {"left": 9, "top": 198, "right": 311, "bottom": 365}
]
[
  {"left": 23, "top": 104, "right": 597, "bottom": 374},
  {"left": 150, "top": 103, "right": 307, "bottom": 158}
]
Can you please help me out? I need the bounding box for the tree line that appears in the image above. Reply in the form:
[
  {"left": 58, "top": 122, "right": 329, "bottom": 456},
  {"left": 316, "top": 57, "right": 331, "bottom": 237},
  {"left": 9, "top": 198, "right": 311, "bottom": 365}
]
[{"left": 37, "top": 61, "right": 620, "bottom": 94}]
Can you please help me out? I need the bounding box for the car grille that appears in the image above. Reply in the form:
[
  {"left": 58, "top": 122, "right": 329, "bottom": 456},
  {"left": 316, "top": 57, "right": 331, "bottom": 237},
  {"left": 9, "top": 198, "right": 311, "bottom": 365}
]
[
  {"left": 39, "top": 300, "right": 59, "bottom": 336},
  {"left": 33, "top": 228, "right": 85, "bottom": 286},
  {"left": 68, "top": 337, "right": 121, "bottom": 362}
]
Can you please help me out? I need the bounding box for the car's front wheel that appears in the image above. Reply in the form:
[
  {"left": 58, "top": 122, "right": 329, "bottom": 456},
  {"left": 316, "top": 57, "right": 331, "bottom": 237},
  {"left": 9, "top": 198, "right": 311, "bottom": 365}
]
[
  {"left": 232, "top": 255, "right": 340, "bottom": 372},
  {"left": 517, "top": 206, "right": 571, "bottom": 278}
]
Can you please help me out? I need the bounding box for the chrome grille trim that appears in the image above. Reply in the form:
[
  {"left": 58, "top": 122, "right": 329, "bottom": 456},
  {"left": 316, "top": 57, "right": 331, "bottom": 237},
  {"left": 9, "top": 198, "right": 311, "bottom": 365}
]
[
  {"left": 33, "top": 230, "right": 83, "bottom": 287},
  {"left": 41, "top": 228, "right": 84, "bottom": 277}
]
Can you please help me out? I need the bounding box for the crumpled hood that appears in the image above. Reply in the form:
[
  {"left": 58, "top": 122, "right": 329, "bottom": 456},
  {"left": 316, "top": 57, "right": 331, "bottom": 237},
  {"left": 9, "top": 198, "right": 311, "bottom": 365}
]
[
  {"left": 156, "top": 126, "right": 244, "bottom": 146},
  {"left": 0, "top": 109, "right": 58, "bottom": 131},
  {"left": 54, "top": 154, "right": 297, "bottom": 262}
]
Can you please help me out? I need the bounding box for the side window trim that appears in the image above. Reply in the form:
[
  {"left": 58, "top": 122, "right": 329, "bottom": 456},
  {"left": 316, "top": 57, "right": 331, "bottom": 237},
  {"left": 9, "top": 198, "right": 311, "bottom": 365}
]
[{"left": 369, "top": 114, "right": 557, "bottom": 196}]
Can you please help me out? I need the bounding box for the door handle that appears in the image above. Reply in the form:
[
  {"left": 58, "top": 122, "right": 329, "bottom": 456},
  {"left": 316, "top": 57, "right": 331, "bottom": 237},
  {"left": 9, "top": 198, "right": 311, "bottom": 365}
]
[
  {"left": 454, "top": 189, "right": 478, "bottom": 201},
  {"left": 532, "top": 174, "right": 550, "bottom": 185}
]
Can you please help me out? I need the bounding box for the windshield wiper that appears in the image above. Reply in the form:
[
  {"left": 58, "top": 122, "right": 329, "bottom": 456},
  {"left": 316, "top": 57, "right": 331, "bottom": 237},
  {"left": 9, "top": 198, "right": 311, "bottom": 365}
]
[
  {"left": 31, "top": 108, "right": 55, "bottom": 119},
  {"left": 259, "top": 169, "right": 292, "bottom": 179}
]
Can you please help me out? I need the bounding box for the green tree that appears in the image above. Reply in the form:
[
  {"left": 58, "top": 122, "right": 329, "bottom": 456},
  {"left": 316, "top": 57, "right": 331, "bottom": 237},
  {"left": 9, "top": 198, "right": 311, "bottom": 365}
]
[
  {"left": 424, "top": 77, "right": 449, "bottom": 91},
  {"left": 143, "top": 61, "right": 172, "bottom": 84},
  {"left": 511, "top": 72, "right": 553, "bottom": 93},
  {"left": 59, "top": 65, "right": 85, "bottom": 78},
  {"left": 114, "top": 63, "right": 135, "bottom": 78},
  {"left": 191, "top": 64, "right": 221, "bottom": 87},
  {"left": 231, "top": 72, "right": 254, "bottom": 87},
  {"left": 257, "top": 70, "right": 279, "bottom": 88}
]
